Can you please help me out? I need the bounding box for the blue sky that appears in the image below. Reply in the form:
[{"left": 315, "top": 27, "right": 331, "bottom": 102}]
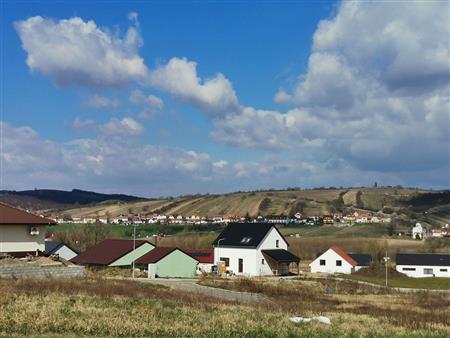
[{"left": 1, "top": 1, "right": 449, "bottom": 196}]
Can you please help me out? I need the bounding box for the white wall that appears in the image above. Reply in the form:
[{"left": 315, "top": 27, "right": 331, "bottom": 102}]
[
  {"left": 196, "top": 263, "right": 214, "bottom": 274},
  {"left": 310, "top": 248, "right": 354, "bottom": 274},
  {"left": 256, "top": 227, "right": 288, "bottom": 275},
  {"left": 396, "top": 265, "right": 449, "bottom": 278},
  {"left": 214, "top": 246, "right": 257, "bottom": 276},
  {"left": 0, "top": 225, "right": 45, "bottom": 253}
]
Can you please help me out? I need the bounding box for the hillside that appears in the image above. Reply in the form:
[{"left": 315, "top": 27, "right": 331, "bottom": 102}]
[
  {"left": 58, "top": 188, "right": 450, "bottom": 226},
  {"left": 0, "top": 189, "right": 144, "bottom": 211}
]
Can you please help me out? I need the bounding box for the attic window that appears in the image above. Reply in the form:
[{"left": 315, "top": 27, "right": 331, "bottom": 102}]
[{"left": 240, "top": 237, "right": 252, "bottom": 244}]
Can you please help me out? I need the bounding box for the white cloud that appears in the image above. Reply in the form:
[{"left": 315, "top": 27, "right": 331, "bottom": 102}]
[
  {"left": 15, "top": 16, "right": 148, "bottom": 87},
  {"left": 129, "top": 89, "right": 164, "bottom": 109},
  {"left": 148, "top": 57, "right": 239, "bottom": 116},
  {"left": 99, "top": 117, "right": 144, "bottom": 136},
  {"left": 85, "top": 95, "right": 120, "bottom": 110}
]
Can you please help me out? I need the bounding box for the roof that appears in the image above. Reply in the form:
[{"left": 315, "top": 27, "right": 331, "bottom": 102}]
[
  {"left": 44, "top": 241, "right": 78, "bottom": 255},
  {"left": 0, "top": 203, "right": 56, "bottom": 225},
  {"left": 71, "top": 239, "right": 152, "bottom": 265},
  {"left": 348, "top": 253, "right": 372, "bottom": 267},
  {"left": 262, "top": 249, "right": 300, "bottom": 263},
  {"left": 212, "top": 222, "right": 287, "bottom": 248},
  {"left": 183, "top": 248, "right": 214, "bottom": 263},
  {"left": 136, "top": 247, "right": 198, "bottom": 264},
  {"left": 396, "top": 253, "right": 450, "bottom": 267},
  {"left": 330, "top": 246, "right": 358, "bottom": 267}
]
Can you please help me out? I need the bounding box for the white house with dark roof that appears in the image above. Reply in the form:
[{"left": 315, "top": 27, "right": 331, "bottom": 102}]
[
  {"left": 309, "top": 246, "right": 372, "bottom": 274},
  {"left": 212, "top": 222, "right": 300, "bottom": 276},
  {"left": 0, "top": 203, "right": 56, "bottom": 257},
  {"left": 396, "top": 253, "right": 449, "bottom": 278}
]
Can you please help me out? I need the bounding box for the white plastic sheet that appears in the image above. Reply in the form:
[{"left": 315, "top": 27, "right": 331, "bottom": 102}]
[{"left": 289, "top": 316, "right": 331, "bottom": 325}]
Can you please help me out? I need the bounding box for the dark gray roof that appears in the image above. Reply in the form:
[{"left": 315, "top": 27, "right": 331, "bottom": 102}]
[
  {"left": 396, "top": 253, "right": 449, "bottom": 266},
  {"left": 262, "top": 249, "right": 300, "bottom": 263},
  {"left": 212, "top": 222, "right": 287, "bottom": 248},
  {"left": 348, "top": 253, "right": 372, "bottom": 266}
]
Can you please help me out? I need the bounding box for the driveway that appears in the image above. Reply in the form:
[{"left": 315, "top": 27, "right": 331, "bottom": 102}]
[{"left": 137, "top": 278, "right": 274, "bottom": 305}]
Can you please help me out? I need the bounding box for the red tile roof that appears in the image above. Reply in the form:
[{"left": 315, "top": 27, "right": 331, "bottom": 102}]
[
  {"left": 71, "top": 239, "right": 152, "bottom": 265},
  {"left": 0, "top": 203, "right": 56, "bottom": 225},
  {"left": 183, "top": 248, "right": 214, "bottom": 263},
  {"left": 330, "top": 246, "right": 358, "bottom": 267}
]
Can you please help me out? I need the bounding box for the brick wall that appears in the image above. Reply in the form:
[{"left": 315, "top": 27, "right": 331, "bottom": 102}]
[{"left": 0, "top": 264, "right": 85, "bottom": 279}]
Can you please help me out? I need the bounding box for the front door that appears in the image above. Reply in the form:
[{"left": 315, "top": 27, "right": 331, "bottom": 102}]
[{"left": 238, "top": 258, "right": 243, "bottom": 273}]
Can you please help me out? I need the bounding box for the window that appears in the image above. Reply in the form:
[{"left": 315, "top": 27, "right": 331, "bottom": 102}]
[
  {"left": 261, "top": 259, "right": 265, "bottom": 265},
  {"left": 320, "top": 259, "right": 326, "bottom": 266},
  {"left": 240, "top": 237, "right": 252, "bottom": 244},
  {"left": 220, "top": 257, "right": 230, "bottom": 267},
  {"left": 238, "top": 258, "right": 243, "bottom": 273},
  {"left": 276, "top": 240, "right": 279, "bottom": 248},
  {"left": 440, "top": 269, "right": 448, "bottom": 272},
  {"left": 336, "top": 260, "right": 342, "bottom": 266},
  {"left": 424, "top": 268, "right": 433, "bottom": 275},
  {"left": 402, "top": 268, "right": 416, "bottom": 271}
]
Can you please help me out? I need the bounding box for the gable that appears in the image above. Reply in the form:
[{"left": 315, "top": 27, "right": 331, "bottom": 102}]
[
  {"left": 257, "top": 227, "right": 289, "bottom": 250},
  {"left": 310, "top": 248, "right": 355, "bottom": 267}
]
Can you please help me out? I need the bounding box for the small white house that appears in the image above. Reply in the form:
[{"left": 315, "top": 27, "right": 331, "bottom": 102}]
[
  {"left": 309, "top": 246, "right": 372, "bottom": 274},
  {"left": 213, "top": 222, "right": 300, "bottom": 276},
  {"left": 44, "top": 241, "right": 78, "bottom": 261},
  {"left": 412, "top": 223, "right": 425, "bottom": 239},
  {"left": 0, "top": 203, "right": 56, "bottom": 256},
  {"left": 396, "top": 253, "right": 449, "bottom": 278}
]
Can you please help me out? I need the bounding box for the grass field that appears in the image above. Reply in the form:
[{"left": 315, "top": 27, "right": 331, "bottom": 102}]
[
  {"left": 338, "top": 274, "right": 450, "bottom": 290},
  {"left": 0, "top": 277, "right": 449, "bottom": 337}
]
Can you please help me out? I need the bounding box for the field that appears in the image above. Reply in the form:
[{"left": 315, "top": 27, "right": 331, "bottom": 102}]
[
  {"left": 0, "top": 277, "right": 449, "bottom": 337},
  {"left": 58, "top": 187, "right": 436, "bottom": 218},
  {"left": 338, "top": 274, "right": 450, "bottom": 290}
]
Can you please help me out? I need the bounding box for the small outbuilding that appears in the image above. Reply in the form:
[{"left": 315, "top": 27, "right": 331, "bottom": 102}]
[
  {"left": 71, "top": 239, "right": 154, "bottom": 267},
  {"left": 136, "top": 247, "right": 198, "bottom": 278},
  {"left": 183, "top": 248, "right": 214, "bottom": 274},
  {"left": 396, "top": 253, "right": 449, "bottom": 278},
  {"left": 44, "top": 241, "right": 78, "bottom": 261},
  {"left": 309, "top": 246, "right": 372, "bottom": 274}
]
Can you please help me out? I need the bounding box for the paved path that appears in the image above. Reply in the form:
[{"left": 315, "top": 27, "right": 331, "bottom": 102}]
[{"left": 136, "top": 278, "right": 275, "bottom": 305}]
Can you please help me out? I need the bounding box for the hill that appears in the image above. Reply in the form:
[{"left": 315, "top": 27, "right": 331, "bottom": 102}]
[
  {"left": 57, "top": 187, "right": 450, "bottom": 226},
  {"left": 0, "top": 189, "right": 145, "bottom": 211}
]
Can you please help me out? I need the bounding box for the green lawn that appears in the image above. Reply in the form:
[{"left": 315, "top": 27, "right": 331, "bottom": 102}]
[{"left": 338, "top": 274, "right": 450, "bottom": 290}]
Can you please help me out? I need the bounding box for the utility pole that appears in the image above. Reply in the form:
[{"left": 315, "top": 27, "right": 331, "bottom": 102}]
[
  {"left": 383, "top": 247, "right": 390, "bottom": 287},
  {"left": 132, "top": 224, "right": 136, "bottom": 279}
]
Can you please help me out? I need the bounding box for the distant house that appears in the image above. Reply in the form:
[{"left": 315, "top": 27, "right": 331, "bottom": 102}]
[
  {"left": 412, "top": 223, "right": 425, "bottom": 239},
  {"left": 396, "top": 253, "right": 449, "bottom": 278},
  {"left": 44, "top": 241, "right": 78, "bottom": 261},
  {"left": 71, "top": 239, "right": 154, "bottom": 267},
  {"left": 136, "top": 247, "right": 198, "bottom": 278},
  {"left": 0, "top": 203, "right": 56, "bottom": 257},
  {"left": 309, "top": 246, "right": 372, "bottom": 274},
  {"left": 184, "top": 248, "right": 214, "bottom": 274},
  {"left": 212, "top": 222, "right": 300, "bottom": 276}
]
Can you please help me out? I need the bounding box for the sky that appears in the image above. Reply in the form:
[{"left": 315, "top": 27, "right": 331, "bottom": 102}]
[{"left": 0, "top": 0, "right": 449, "bottom": 197}]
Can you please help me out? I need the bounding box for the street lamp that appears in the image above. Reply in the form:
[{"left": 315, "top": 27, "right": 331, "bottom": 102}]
[
  {"left": 383, "top": 248, "right": 390, "bottom": 287},
  {"left": 217, "top": 238, "right": 226, "bottom": 275}
]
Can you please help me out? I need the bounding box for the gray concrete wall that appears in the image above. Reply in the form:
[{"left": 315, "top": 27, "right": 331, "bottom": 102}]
[{"left": 0, "top": 264, "right": 85, "bottom": 279}]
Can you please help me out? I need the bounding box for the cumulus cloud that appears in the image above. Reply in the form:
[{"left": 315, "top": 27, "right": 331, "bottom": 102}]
[
  {"left": 148, "top": 57, "right": 239, "bottom": 116},
  {"left": 14, "top": 16, "right": 148, "bottom": 87},
  {"left": 99, "top": 117, "right": 144, "bottom": 136},
  {"left": 129, "top": 89, "right": 163, "bottom": 109},
  {"left": 85, "top": 95, "right": 120, "bottom": 110},
  {"left": 212, "top": 1, "right": 449, "bottom": 175}
]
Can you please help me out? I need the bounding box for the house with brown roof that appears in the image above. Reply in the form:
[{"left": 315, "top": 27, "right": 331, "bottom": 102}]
[
  {"left": 0, "top": 203, "right": 56, "bottom": 257},
  {"left": 135, "top": 247, "right": 198, "bottom": 278},
  {"left": 309, "top": 246, "right": 372, "bottom": 274},
  {"left": 71, "top": 239, "right": 154, "bottom": 267}
]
